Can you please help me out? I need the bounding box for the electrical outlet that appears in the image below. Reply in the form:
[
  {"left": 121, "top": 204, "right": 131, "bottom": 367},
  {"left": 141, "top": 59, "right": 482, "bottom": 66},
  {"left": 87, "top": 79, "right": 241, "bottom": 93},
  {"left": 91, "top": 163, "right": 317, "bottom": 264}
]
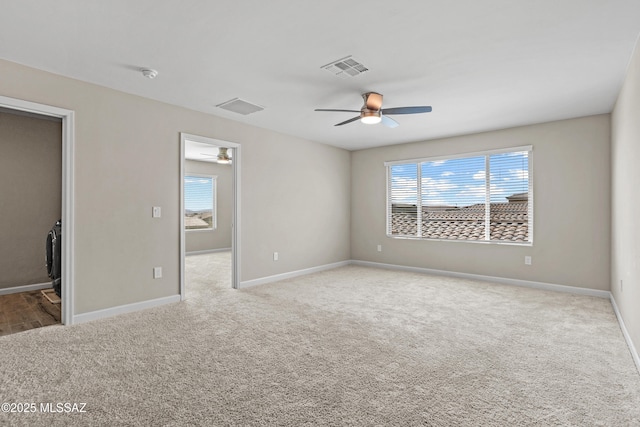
[
  {"left": 153, "top": 267, "right": 162, "bottom": 279},
  {"left": 524, "top": 256, "right": 532, "bottom": 265},
  {"left": 273, "top": 252, "right": 278, "bottom": 261},
  {"left": 377, "top": 244, "right": 382, "bottom": 252},
  {"left": 152, "top": 206, "right": 161, "bottom": 218}
]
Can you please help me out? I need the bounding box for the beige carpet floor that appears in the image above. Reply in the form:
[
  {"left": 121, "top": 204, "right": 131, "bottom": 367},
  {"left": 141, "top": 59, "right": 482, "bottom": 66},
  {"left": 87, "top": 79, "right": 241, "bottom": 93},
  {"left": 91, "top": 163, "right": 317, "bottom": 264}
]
[{"left": 1, "top": 251, "right": 639, "bottom": 426}]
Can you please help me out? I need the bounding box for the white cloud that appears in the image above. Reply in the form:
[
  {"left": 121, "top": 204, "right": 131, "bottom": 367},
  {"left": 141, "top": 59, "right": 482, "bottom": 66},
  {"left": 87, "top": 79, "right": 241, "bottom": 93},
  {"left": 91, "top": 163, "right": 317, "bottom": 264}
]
[
  {"left": 455, "top": 183, "right": 506, "bottom": 205},
  {"left": 473, "top": 170, "right": 486, "bottom": 180},
  {"left": 391, "top": 178, "right": 417, "bottom": 195},
  {"left": 422, "top": 177, "right": 457, "bottom": 191},
  {"left": 509, "top": 169, "right": 529, "bottom": 180},
  {"left": 441, "top": 171, "right": 454, "bottom": 177},
  {"left": 457, "top": 185, "right": 485, "bottom": 199},
  {"left": 391, "top": 176, "right": 418, "bottom": 203},
  {"left": 423, "top": 197, "right": 448, "bottom": 205},
  {"left": 489, "top": 184, "right": 506, "bottom": 195}
]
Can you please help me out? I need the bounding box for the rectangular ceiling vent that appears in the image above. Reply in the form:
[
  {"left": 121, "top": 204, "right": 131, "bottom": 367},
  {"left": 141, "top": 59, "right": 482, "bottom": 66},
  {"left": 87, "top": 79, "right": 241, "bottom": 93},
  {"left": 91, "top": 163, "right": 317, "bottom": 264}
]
[
  {"left": 216, "top": 98, "right": 264, "bottom": 115},
  {"left": 321, "top": 55, "right": 368, "bottom": 78}
]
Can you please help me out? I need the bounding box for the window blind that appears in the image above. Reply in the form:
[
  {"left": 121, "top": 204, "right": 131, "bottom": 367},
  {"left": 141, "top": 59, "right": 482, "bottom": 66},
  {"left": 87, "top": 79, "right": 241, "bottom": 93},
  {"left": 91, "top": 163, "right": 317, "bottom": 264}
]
[
  {"left": 388, "top": 163, "right": 418, "bottom": 236},
  {"left": 386, "top": 147, "right": 532, "bottom": 244},
  {"left": 184, "top": 175, "right": 216, "bottom": 230}
]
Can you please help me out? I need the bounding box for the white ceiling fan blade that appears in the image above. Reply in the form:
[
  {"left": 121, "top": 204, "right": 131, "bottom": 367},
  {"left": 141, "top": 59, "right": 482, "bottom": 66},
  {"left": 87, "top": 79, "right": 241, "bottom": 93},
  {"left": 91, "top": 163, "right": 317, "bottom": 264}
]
[{"left": 381, "top": 115, "right": 399, "bottom": 128}]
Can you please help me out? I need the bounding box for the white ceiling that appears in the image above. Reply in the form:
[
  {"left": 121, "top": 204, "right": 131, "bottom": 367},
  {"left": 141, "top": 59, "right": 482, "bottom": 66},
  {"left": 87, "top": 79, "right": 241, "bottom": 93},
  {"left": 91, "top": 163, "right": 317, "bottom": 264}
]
[{"left": 1, "top": 1, "right": 639, "bottom": 151}]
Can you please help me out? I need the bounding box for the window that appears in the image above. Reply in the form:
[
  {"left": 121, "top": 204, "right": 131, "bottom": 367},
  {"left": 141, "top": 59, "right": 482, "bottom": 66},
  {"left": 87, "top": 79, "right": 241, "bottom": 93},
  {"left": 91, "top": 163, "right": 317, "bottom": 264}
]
[
  {"left": 184, "top": 175, "right": 217, "bottom": 230},
  {"left": 386, "top": 146, "right": 532, "bottom": 244}
]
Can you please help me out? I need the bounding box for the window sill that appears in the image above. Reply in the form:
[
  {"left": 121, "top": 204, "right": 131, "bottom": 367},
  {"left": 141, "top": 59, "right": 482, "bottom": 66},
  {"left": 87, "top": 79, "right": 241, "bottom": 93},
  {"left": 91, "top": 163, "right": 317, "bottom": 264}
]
[{"left": 386, "top": 234, "right": 533, "bottom": 247}]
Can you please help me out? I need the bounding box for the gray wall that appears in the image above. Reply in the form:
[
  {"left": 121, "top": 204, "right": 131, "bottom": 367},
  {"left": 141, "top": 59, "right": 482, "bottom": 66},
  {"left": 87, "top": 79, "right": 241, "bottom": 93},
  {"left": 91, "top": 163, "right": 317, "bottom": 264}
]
[
  {"left": 612, "top": 38, "right": 640, "bottom": 359},
  {"left": 0, "top": 111, "right": 61, "bottom": 289},
  {"left": 0, "top": 58, "right": 351, "bottom": 315},
  {"left": 351, "top": 115, "right": 611, "bottom": 291},
  {"left": 185, "top": 159, "right": 232, "bottom": 253}
]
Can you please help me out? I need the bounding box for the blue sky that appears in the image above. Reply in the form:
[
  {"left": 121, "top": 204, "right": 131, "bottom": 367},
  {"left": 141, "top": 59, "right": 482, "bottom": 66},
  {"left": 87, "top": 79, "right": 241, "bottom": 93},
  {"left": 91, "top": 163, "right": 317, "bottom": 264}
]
[
  {"left": 391, "top": 151, "right": 529, "bottom": 206},
  {"left": 184, "top": 176, "right": 213, "bottom": 211}
]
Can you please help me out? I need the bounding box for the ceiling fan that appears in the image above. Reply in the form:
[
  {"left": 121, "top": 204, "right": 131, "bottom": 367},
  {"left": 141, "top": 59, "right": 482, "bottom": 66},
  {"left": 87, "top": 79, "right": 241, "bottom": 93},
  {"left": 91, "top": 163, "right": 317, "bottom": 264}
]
[
  {"left": 199, "top": 147, "right": 232, "bottom": 164},
  {"left": 315, "top": 92, "right": 432, "bottom": 128}
]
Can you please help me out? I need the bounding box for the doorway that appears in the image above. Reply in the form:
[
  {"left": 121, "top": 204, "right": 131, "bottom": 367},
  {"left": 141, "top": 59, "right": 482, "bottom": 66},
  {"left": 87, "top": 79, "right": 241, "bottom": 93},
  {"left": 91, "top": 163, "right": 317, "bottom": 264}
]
[
  {"left": 179, "top": 133, "right": 241, "bottom": 297},
  {"left": 0, "top": 95, "right": 75, "bottom": 326}
]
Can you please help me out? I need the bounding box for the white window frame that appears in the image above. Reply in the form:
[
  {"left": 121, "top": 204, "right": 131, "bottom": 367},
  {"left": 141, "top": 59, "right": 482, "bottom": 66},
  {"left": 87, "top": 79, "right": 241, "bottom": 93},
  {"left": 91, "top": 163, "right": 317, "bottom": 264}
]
[
  {"left": 385, "top": 145, "right": 533, "bottom": 245},
  {"left": 184, "top": 174, "right": 217, "bottom": 232}
]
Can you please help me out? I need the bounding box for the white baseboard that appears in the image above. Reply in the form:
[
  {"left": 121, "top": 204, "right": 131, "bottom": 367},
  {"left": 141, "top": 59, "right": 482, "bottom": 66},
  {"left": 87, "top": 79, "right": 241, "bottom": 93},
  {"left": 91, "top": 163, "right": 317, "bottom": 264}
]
[
  {"left": 609, "top": 294, "right": 640, "bottom": 375},
  {"left": 238, "top": 259, "right": 610, "bottom": 298},
  {"left": 0, "top": 282, "right": 52, "bottom": 296},
  {"left": 186, "top": 248, "right": 231, "bottom": 256},
  {"left": 239, "top": 260, "right": 351, "bottom": 289},
  {"left": 73, "top": 294, "right": 181, "bottom": 324},
  {"left": 351, "top": 260, "right": 611, "bottom": 298}
]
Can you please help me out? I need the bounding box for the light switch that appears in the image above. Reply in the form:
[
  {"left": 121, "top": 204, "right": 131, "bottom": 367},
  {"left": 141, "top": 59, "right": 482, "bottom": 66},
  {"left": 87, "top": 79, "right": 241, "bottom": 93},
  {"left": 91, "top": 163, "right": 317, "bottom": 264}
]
[{"left": 152, "top": 206, "right": 161, "bottom": 218}]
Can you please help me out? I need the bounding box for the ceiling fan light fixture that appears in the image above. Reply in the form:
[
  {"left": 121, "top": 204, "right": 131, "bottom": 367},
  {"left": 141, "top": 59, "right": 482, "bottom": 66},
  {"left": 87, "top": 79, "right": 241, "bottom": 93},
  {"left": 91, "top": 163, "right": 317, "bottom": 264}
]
[
  {"left": 361, "top": 110, "right": 381, "bottom": 125},
  {"left": 217, "top": 147, "right": 232, "bottom": 164},
  {"left": 315, "top": 91, "right": 432, "bottom": 128}
]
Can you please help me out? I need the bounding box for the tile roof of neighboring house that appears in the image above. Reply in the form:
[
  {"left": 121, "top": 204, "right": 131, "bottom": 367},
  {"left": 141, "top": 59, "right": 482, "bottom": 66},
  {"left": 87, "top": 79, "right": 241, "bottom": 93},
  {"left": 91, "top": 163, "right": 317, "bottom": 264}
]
[
  {"left": 507, "top": 192, "right": 528, "bottom": 202},
  {"left": 391, "top": 201, "right": 529, "bottom": 242}
]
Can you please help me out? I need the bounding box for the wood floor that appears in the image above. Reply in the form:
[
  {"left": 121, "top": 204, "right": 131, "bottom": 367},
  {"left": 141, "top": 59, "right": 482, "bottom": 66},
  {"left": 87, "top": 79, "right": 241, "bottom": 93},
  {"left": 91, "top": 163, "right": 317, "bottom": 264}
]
[{"left": 0, "top": 289, "right": 61, "bottom": 336}]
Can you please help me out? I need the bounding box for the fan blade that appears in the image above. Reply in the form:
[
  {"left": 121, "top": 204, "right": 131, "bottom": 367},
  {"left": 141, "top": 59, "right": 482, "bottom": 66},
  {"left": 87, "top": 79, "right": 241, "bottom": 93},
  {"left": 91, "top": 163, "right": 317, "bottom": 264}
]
[
  {"left": 335, "top": 116, "right": 361, "bottom": 126},
  {"left": 315, "top": 108, "right": 360, "bottom": 113},
  {"left": 381, "top": 106, "right": 432, "bottom": 115},
  {"left": 364, "top": 92, "right": 383, "bottom": 110},
  {"left": 381, "top": 115, "right": 399, "bottom": 128}
]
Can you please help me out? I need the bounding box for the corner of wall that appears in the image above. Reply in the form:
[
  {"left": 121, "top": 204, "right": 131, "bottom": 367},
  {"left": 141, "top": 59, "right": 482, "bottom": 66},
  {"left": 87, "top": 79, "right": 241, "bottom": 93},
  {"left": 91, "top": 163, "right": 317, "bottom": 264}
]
[{"left": 610, "top": 32, "right": 640, "bottom": 376}]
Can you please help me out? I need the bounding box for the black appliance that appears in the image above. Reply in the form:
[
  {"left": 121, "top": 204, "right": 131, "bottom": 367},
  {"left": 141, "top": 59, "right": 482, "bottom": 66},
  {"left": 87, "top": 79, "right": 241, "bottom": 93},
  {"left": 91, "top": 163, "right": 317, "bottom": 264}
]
[{"left": 45, "top": 220, "right": 62, "bottom": 297}]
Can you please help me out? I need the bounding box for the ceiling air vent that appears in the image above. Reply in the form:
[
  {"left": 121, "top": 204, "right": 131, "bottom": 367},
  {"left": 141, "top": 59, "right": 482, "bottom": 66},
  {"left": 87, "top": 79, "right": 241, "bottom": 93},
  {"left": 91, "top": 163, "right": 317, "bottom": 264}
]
[
  {"left": 216, "top": 98, "right": 264, "bottom": 115},
  {"left": 321, "top": 55, "right": 368, "bottom": 78}
]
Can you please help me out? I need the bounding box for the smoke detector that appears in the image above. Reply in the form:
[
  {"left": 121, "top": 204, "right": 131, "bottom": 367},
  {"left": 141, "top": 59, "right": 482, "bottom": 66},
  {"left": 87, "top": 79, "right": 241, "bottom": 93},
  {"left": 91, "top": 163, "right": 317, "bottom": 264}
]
[{"left": 141, "top": 69, "right": 158, "bottom": 79}]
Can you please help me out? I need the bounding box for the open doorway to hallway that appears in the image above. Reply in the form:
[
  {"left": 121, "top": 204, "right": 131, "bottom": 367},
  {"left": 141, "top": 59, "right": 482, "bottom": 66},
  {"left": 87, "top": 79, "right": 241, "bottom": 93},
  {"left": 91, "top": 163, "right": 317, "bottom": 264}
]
[{"left": 180, "top": 133, "right": 241, "bottom": 299}]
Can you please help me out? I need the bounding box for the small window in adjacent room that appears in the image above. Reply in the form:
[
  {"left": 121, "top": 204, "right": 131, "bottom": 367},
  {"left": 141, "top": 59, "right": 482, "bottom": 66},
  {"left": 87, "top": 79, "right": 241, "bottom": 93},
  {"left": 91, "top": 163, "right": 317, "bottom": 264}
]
[
  {"left": 184, "top": 174, "right": 217, "bottom": 231},
  {"left": 386, "top": 146, "right": 532, "bottom": 244}
]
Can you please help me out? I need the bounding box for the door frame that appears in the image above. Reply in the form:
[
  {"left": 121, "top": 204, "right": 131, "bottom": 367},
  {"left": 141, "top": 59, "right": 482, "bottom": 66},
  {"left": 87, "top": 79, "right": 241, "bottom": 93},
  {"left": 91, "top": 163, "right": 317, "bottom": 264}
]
[
  {"left": 179, "top": 133, "right": 241, "bottom": 295},
  {"left": 0, "top": 95, "right": 75, "bottom": 325}
]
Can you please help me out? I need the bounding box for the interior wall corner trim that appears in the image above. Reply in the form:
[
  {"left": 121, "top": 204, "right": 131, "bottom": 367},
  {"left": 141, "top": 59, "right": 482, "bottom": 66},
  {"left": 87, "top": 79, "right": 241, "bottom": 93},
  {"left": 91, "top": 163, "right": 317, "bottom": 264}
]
[{"left": 610, "top": 294, "right": 640, "bottom": 375}]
